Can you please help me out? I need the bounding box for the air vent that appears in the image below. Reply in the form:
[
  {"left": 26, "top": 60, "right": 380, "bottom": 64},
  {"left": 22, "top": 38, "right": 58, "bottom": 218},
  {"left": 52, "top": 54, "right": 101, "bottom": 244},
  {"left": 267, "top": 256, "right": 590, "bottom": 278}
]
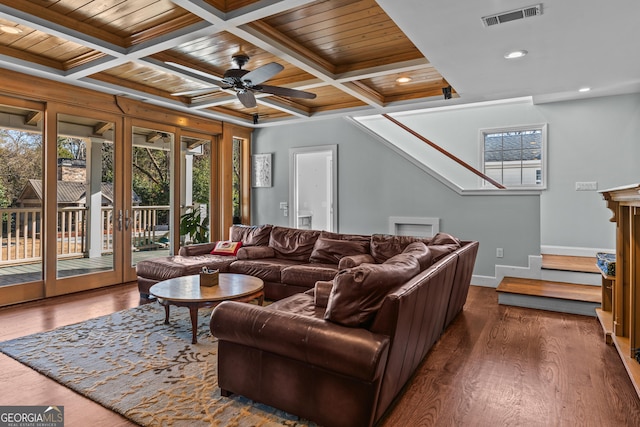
[{"left": 482, "top": 4, "right": 542, "bottom": 27}]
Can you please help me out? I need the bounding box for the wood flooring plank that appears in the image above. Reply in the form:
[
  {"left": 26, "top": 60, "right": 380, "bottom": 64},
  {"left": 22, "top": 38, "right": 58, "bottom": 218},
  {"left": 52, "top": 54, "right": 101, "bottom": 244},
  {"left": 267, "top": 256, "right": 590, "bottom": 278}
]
[
  {"left": 379, "top": 287, "right": 640, "bottom": 426},
  {"left": 1, "top": 284, "right": 640, "bottom": 426}
]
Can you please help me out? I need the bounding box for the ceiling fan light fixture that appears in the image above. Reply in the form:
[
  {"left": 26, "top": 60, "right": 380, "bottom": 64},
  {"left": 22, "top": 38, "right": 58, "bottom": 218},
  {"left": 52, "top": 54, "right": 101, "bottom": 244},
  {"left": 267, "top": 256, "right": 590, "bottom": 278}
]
[{"left": 504, "top": 50, "right": 528, "bottom": 59}]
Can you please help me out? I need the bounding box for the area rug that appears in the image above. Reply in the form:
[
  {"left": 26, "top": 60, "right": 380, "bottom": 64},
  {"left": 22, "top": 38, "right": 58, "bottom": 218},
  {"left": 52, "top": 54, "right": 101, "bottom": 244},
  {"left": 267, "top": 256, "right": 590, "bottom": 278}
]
[{"left": 0, "top": 302, "right": 316, "bottom": 426}]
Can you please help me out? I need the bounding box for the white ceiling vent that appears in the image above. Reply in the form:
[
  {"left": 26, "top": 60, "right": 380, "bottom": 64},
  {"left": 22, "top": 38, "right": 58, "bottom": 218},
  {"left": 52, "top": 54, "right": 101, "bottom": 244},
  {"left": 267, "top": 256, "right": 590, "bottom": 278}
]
[{"left": 482, "top": 4, "right": 542, "bottom": 27}]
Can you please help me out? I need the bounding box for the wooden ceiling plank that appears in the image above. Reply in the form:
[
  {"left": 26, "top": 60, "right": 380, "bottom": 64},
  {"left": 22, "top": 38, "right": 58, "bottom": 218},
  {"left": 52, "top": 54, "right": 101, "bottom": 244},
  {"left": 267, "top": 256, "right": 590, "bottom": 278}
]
[
  {"left": 1, "top": 0, "right": 127, "bottom": 51},
  {"left": 335, "top": 51, "right": 426, "bottom": 75},
  {"left": 126, "top": 14, "right": 205, "bottom": 47},
  {"left": 224, "top": 0, "right": 319, "bottom": 26},
  {"left": 66, "top": 21, "right": 214, "bottom": 79},
  {"left": 0, "top": 44, "right": 64, "bottom": 70},
  {"left": 271, "top": 1, "right": 382, "bottom": 37},
  {"left": 343, "top": 80, "right": 384, "bottom": 105},
  {"left": 290, "top": 15, "right": 396, "bottom": 46},
  {"left": 243, "top": 21, "right": 335, "bottom": 74},
  {"left": 335, "top": 59, "right": 431, "bottom": 82}
]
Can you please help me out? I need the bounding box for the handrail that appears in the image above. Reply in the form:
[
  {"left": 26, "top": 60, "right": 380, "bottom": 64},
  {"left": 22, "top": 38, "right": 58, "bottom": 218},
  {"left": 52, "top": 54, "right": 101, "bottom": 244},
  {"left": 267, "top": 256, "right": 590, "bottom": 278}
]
[{"left": 382, "top": 114, "right": 506, "bottom": 190}]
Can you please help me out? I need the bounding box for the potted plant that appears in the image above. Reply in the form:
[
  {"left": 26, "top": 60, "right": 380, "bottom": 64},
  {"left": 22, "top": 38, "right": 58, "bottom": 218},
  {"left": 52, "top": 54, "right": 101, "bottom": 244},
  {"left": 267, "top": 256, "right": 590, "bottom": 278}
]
[{"left": 180, "top": 208, "right": 209, "bottom": 244}]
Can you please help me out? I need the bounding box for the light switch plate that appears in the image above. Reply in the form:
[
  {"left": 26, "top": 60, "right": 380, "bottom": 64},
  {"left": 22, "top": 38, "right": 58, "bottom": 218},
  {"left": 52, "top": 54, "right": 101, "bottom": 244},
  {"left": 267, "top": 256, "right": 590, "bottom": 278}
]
[{"left": 575, "top": 182, "right": 597, "bottom": 191}]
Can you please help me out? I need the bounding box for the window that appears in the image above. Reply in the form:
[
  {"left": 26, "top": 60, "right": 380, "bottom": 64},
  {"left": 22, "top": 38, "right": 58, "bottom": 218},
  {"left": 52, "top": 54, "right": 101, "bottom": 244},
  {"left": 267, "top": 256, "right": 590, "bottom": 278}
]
[{"left": 481, "top": 124, "right": 546, "bottom": 188}]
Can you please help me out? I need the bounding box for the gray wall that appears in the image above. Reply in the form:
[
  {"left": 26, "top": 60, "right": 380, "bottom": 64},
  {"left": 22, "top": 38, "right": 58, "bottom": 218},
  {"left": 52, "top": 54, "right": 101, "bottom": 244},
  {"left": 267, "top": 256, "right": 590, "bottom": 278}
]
[
  {"left": 252, "top": 93, "right": 640, "bottom": 278},
  {"left": 252, "top": 118, "right": 541, "bottom": 277}
]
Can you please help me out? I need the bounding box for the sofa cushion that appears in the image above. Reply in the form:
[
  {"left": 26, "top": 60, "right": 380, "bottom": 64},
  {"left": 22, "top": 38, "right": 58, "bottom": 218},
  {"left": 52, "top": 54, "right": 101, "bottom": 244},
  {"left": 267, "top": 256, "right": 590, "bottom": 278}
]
[
  {"left": 210, "top": 240, "right": 242, "bottom": 255},
  {"left": 320, "top": 231, "right": 371, "bottom": 245},
  {"left": 370, "top": 234, "right": 431, "bottom": 264},
  {"left": 429, "top": 232, "right": 461, "bottom": 246},
  {"left": 269, "top": 226, "right": 320, "bottom": 261},
  {"left": 402, "top": 242, "right": 433, "bottom": 271},
  {"left": 136, "top": 255, "right": 235, "bottom": 282},
  {"left": 266, "top": 292, "right": 326, "bottom": 319},
  {"left": 309, "top": 237, "right": 369, "bottom": 265},
  {"left": 229, "top": 258, "right": 302, "bottom": 283},
  {"left": 427, "top": 232, "right": 462, "bottom": 261},
  {"left": 229, "top": 224, "right": 272, "bottom": 246},
  {"left": 178, "top": 242, "right": 217, "bottom": 257},
  {"left": 236, "top": 245, "right": 276, "bottom": 260},
  {"left": 325, "top": 251, "right": 421, "bottom": 327},
  {"left": 281, "top": 263, "right": 339, "bottom": 288}
]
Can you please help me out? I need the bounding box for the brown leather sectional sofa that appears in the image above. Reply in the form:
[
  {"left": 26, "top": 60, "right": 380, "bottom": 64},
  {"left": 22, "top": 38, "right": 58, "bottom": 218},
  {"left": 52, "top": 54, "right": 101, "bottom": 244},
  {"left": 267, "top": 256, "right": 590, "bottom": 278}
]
[
  {"left": 208, "top": 226, "right": 478, "bottom": 427},
  {"left": 137, "top": 224, "right": 478, "bottom": 426}
]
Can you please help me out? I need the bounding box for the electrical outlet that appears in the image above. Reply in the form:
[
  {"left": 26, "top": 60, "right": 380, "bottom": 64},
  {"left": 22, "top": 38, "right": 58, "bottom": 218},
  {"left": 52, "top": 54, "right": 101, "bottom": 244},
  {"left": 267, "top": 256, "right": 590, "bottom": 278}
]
[
  {"left": 496, "top": 248, "right": 504, "bottom": 258},
  {"left": 575, "top": 181, "right": 598, "bottom": 191}
]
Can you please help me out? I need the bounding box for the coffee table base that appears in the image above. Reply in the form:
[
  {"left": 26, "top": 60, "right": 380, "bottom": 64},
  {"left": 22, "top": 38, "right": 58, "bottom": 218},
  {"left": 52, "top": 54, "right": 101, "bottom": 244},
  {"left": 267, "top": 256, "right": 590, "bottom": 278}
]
[{"left": 157, "top": 290, "right": 264, "bottom": 344}]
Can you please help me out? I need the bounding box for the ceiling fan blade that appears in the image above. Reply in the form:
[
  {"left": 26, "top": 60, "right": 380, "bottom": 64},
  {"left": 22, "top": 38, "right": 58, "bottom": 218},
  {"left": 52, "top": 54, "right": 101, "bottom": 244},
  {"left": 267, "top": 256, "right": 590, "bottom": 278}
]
[
  {"left": 242, "top": 62, "right": 284, "bottom": 86},
  {"left": 237, "top": 90, "right": 257, "bottom": 108},
  {"left": 256, "top": 85, "right": 317, "bottom": 100}
]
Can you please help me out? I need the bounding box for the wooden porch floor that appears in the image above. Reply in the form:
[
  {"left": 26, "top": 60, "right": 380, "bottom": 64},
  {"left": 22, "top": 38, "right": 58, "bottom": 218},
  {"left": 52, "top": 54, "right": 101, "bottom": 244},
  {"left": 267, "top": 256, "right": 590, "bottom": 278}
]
[{"left": 0, "top": 249, "right": 169, "bottom": 287}]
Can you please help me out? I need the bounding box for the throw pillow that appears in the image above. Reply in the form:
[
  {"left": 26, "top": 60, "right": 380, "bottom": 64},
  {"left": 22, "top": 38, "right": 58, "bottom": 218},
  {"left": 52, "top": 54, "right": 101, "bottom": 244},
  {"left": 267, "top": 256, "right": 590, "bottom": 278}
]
[
  {"left": 427, "top": 232, "right": 462, "bottom": 262},
  {"left": 309, "top": 237, "right": 369, "bottom": 264},
  {"left": 402, "top": 242, "right": 433, "bottom": 271},
  {"left": 325, "top": 252, "right": 420, "bottom": 327},
  {"left": 210, "top": 240, "right": 242, "bottom": 256},
  {"left": 370, "top": 234, "right": 430, "bottom": 264},
  {"left": 429, "top": 232, "right": 461, "bottom": 246},
  {"left": 229, "top": 224, "right": 272, "bottom": 246}
]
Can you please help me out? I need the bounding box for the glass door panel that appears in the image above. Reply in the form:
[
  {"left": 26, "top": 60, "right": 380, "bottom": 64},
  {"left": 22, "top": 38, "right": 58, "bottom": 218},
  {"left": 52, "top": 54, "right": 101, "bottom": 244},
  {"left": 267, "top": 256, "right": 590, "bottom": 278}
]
[
  {"left": 0, "top": 104, "right": 44, "bottom": 291},
  {"left": 56, "top": 114, "right": 115, "bottom": 278},
  {"left": 130, "top": 126, "right": 173, "bottom": 267},
  {"left": 180, "top": 135, "right": 211, "bottom": 246}
]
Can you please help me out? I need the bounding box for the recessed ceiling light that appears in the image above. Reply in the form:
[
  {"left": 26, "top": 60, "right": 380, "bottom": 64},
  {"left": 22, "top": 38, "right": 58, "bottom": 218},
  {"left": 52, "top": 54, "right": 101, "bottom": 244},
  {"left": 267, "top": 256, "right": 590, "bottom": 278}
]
[
  {"left": 0, "top": 26, "right": 23, "bottom": 35},
  {"left": 504, "top": 50, "right": 528, "bottom": 59},
  {"left": 396, "top": 76, "right": 412, "bottom": 83},
  {"left": 578, "top": 87, "right": 591, "bottom": 92}
]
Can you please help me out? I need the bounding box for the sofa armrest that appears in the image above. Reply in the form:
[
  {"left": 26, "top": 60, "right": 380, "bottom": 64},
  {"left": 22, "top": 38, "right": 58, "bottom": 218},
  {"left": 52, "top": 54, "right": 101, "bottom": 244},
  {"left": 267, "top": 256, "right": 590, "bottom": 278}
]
[
  {"left": 236, "top": 245, "right": 276, "bottom": 260},
  {"left": 338, "top": 253, "right": 375, "bottom": 269},
  {"left": 211, "top": 301, "right": 389, "bottom": 382},
  {"left": 178, "top": 242, "right": 217, "bottom": 256}
]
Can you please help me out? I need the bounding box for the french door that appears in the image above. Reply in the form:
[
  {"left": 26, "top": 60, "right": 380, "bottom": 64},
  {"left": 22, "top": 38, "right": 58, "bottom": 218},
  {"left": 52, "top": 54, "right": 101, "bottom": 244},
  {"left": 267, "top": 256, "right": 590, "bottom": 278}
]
[
  {"left": 0, "top": 107, "right": 215, "bottom": 306},
  {"left": 48, "top": 108, "right": 125, "bottom": 296}
]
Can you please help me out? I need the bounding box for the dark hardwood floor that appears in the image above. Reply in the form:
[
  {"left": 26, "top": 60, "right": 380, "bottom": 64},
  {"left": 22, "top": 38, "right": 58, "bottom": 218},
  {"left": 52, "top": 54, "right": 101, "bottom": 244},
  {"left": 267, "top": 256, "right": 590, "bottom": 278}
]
[{"left": 1, "top": 284, "right": 640, "bottom": 426}]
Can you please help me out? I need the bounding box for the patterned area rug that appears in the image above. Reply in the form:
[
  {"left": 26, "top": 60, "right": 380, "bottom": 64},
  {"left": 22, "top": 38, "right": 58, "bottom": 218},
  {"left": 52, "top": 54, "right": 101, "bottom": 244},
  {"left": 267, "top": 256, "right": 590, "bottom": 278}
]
[{"left": 0, "top": 302, "right": 315, "bottom": 426}]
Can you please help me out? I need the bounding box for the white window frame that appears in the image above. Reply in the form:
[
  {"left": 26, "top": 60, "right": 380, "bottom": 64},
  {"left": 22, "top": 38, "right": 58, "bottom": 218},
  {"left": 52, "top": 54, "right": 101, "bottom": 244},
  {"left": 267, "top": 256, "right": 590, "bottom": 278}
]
[{"left": 479, "top": 123, "right": 547, "bottom": 190}]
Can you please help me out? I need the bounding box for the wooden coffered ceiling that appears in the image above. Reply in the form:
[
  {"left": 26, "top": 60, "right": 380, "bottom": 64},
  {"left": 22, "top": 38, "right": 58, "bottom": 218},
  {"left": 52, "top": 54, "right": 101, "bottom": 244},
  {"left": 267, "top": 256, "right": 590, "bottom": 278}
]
[{"left": 0, "top": 0, "right": 454, "bottom": 126}]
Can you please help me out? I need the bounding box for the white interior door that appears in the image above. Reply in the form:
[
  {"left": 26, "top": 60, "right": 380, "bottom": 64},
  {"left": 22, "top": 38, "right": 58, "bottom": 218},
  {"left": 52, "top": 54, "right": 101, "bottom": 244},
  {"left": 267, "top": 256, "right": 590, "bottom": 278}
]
[{"left": 289, "top": 145, "right": 337, "bottom": 232}]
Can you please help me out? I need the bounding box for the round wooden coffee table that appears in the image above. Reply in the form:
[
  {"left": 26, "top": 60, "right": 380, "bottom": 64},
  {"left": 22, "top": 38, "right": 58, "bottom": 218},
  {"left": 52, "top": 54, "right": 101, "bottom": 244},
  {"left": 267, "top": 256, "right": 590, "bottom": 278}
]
[{"left": 149, "top": 273, "right": 264, "bottom": 344}]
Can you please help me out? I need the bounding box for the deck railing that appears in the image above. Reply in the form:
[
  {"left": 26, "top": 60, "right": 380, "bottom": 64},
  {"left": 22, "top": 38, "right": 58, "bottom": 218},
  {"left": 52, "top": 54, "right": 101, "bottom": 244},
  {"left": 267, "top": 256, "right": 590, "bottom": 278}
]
[{"left": 0, "top": 205, "right": 170, "bottom": 265}]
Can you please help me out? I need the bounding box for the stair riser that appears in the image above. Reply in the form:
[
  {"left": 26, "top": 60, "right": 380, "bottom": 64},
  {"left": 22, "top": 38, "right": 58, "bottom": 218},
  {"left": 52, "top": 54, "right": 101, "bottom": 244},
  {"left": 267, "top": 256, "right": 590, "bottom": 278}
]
[
  {"left": 541, "top": 269, "right": 601, "bottom": 286},
  {"left": 498, "top": 293, "right": 599, "bottom": 317}
]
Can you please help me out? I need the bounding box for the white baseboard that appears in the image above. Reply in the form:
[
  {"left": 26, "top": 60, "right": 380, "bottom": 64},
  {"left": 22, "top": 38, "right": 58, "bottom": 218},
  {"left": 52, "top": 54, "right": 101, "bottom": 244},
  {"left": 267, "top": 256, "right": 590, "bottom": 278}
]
[
  {"left": 541, "top": 245, "right": 614, "bottom": 257},
  {"left": 471, "top": 255, "right": 543, "bottom": 288}
]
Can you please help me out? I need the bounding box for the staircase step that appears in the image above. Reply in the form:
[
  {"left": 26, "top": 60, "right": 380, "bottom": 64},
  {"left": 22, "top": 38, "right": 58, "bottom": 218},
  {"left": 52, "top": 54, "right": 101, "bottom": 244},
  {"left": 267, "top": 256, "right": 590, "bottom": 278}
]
[
  {"left": 497, "top": 277, "right": 601, "bottom": 316},
  {"left": 542, "top": 254, "right": 600, "bottom": 274}
]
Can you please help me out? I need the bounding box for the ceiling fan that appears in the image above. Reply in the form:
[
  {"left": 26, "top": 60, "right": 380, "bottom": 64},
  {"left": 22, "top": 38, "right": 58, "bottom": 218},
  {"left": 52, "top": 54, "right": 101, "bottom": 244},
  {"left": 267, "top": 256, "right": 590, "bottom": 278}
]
[{"left": 170, "top": 50, "right": 317, "bottom": 108}]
